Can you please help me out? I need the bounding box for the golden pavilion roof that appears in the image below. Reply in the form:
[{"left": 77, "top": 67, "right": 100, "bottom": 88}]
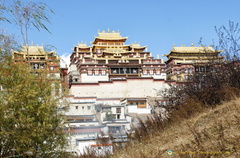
[
  {"left": 75, "top": 43, "right": 91, "bottom": 48},
  {"left": 93, "top": 29, "right": 128, "bottom": 41},
  {"left": 171, "top": 45, "right": 221, "bottom": 53},
  {"left": 14, "top": 45, "right": 55, "bottom": 55},
  {"left": 164, "top": 45, "right": 223, "bottom": 57},
  {"left": 130, "top": 43, "right": 147, "bottom": 49}
]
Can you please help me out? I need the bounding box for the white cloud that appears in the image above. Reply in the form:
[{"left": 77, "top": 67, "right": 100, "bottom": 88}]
[{"left": 60, "top": 53, "right": 71, "bottom": 68}]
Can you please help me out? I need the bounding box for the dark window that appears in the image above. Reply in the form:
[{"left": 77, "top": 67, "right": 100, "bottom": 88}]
[
  {"left": 117, "top": 114, "right": 120, "bottom": 119},
  {"left": 195, "top": 66, "right": 199, "bottom": 72},
  {"left": 116, "top": 107, "right": 121, "bottom": 113}
]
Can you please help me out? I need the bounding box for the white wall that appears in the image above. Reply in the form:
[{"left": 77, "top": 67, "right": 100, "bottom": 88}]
[
  {"left": 96, "top": 99, "right": 121, "bottom": 105},
  {"left": 69, "top": 63, "right": 78, "bottom": 71},
  {"left": 81, "top": 74, "right": 109, "bottom": 83},
  {"left": 68, "top": 122, "right": 99, "bottom": 127},
  {"left": 127, "top": 105, "right": 151, "bottom": 114},
  {"left": 66, "top": 103, "right": 96, "bottom": 115},
  {"left": 141, "top": 73, "right": 166, "bottom": 80},
  {"left": 67, "top": 138, "right": 96, "bottom": 156},
  {"left": 70, "top": 78, "right": 170, "bottom": 98}
]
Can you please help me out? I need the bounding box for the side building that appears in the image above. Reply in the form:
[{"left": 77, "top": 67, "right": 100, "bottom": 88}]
[
  {"left": 164, "top": 44, "right": 224, "bottom": 81},
  {"left": 12, "top": 44, "right": 70, "bottom": 95},
  {"left": 12, "top": 44, "right": 60, "bottom": 77}
]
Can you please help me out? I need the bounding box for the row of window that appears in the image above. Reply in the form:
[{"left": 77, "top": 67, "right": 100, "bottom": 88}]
[
  {"left": 172, "top": 68, "right": 193, "bottom": 75},
  {"left": 97, "top": 43, "right": 123, "bottom": 45},
  {"left": 142, "top": 69, "right": 162, "bottom": 75},
  {"left": 171, "top": 66, "right": 224, "bottom": 75},
  {"left": 111, "top": 68, "right": 138, "bottom": 74},
  {"left": 86, "top": 69, "right": 164, "bottom": 75},
  {"left": 195, "top": 66, "right": 210, "bottom": 72},
  {"left": 129, "top": 102, "right": 145, "bottom": 105},
  {"left": 75, "top": 106, "right": 91, "bottom": 110},
  {"left": 87, "top": 70, "right": 107, "bottom": 75},
  {"left": 30, "top": 63, "right": 55, "bottom": 71},
  {"left": 176, "top": 75, "right": 207, "bottom": 81}
]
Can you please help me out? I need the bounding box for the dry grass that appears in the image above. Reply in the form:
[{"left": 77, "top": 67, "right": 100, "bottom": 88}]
[{"left": 111, "top": 98, "right": 240, "bottom": 158}]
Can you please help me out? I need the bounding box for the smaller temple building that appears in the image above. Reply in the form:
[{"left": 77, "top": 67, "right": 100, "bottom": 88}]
[
  {"left": 164, "top": 44, "right": 224, "bottom": 81},
  {"left": 12, "top": 44, "right": 60, "bottom": 76}
]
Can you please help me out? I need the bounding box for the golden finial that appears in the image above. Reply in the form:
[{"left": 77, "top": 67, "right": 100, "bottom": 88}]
[
  {"left": 191, "top": 43, "right": 194, "bottom": 47},
  {"left": 108, "top": 28, "right": 110, "bottom": 33}
]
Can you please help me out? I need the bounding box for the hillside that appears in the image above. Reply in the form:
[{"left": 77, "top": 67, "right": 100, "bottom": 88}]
[{"left": 112, "top": 98, "right": 240, "bottom": 158}]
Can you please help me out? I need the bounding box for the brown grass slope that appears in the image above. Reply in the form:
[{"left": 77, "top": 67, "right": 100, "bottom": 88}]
[{"left": 112, "top": 98, "right": 240, "bottom": 158}]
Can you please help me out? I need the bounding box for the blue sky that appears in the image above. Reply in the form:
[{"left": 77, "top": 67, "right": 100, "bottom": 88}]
[{"left": 2, "top": 0, "right": 240, "bottom": 64}]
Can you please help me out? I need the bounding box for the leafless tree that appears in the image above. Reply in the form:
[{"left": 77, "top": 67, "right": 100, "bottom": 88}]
[{"left": 215, "top": 21, "right": 240, "bottom": 61}]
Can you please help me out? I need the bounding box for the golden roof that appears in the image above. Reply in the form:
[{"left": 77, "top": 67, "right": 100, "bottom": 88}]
[
  {"left": 130, "top": 43, "right": 147, "bottom": 49},
  {"left": 75, "top": 43, "right": 91, "bottom": 48},
  {"left": 94, "top": 29, "right": 128, "bottom": 40},
  {"left": 164, "top": 45, "right": 223, "bottom": 57},
  {"left": 171, "top": 46, "right": 221, "bottom": 53},
  {"left": 14, "top": 45, "right": 54, "bottom": 55}
]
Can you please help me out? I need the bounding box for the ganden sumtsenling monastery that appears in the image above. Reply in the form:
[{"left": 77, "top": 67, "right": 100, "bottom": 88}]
[{"left": 12, "top": 29, "right": 223, "bottom": 155}]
